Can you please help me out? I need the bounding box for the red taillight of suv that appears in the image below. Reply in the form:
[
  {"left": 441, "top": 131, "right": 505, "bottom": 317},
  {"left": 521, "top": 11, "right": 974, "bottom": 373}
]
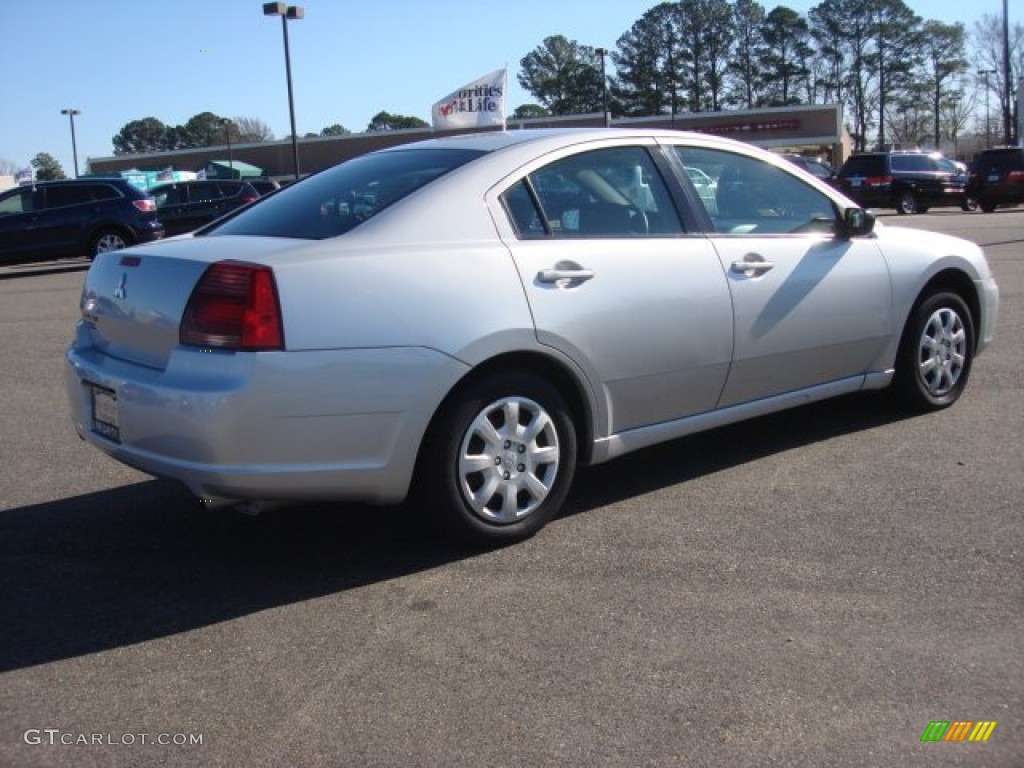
[
  {"left": 1007, "top": 171, "right": 1024, "bottom": 183},
  {"left": 863, "top": 175, "right": 894, "bottom": 188},
  {"left": 242, "top": 194, "right": 259, "bottom": 205},
  {"left": 180, "top": 261, "right": 284, "bottom": 351},
  {"left": 132, "top": 198, "right": 157, "bottom": 213}
]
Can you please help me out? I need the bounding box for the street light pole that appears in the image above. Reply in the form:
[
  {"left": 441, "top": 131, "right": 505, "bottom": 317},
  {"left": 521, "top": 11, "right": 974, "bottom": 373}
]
[
  {"left": 1002, "top": 0, "right": 1013, "bottom": 146},
  {"left": 61, "top": 108, "right": 81, "bottom": 178},
  {"left": 978, "top": 69, "right": 996, "bottom": 148},
  {"left": 595, "top": 47, "right": 610, "bottom": 127},
  {"left": 263, "top": 2, "right": 304, "bottom": 180}
]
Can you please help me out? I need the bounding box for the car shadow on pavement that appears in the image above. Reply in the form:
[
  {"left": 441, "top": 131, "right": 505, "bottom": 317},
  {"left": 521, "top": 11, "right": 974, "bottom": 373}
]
[
  {"left": 0, "top": 392, "right": 912, "bottom": 673},
  {"left": 561, "top": 391, "right": 913, "bottom": 520}
]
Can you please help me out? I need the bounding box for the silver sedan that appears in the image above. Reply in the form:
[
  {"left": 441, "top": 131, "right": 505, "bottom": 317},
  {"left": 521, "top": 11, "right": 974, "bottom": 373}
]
[{"left": 66, "top": 128, "right": 999, "bottom": 544}]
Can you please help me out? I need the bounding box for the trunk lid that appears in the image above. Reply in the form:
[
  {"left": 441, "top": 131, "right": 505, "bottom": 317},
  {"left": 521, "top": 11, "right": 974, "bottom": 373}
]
[{"left": 79, "top": 236, "right": 297, "bottom": 370}]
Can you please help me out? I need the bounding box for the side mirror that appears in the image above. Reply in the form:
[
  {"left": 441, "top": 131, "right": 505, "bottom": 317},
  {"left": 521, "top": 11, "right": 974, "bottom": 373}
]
[{"left": 841, "top": 207, "right": 875, "bottom": 239}]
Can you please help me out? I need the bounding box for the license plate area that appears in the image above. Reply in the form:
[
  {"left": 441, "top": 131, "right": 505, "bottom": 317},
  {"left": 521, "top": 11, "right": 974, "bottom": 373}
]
[{"left": 90, "top": 384, "right": 120, "bottom": 442}]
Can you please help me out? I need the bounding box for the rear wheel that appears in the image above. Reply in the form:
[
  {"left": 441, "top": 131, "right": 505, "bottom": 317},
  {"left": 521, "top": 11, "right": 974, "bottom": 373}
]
[
  {"left": 961, "top": 197, "right": 978, "bottom": 212},
  {"left": 90, "top": 229, "right": 131, "bottom": 258},
  {"left": 418, "top": 372, "right": 577, "bottom": 546},
  {"left": 896, "top": 191, "right": 918, "bottom": 215},
  {"left": 893, "top": 292, "right": 975, "bottom": 411}
]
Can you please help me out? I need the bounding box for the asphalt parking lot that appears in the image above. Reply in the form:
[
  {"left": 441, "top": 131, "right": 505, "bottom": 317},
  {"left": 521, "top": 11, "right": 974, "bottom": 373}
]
[{"left": 1, "top": 210, "right": 1021, "bottom": 767}]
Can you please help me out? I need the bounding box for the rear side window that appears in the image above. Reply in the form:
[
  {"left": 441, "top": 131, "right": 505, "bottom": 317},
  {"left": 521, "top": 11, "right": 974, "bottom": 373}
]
[
  {"left": 88, "top": 184, "right": 120, "bottom": 201},
  {"left": 43, "top": 185, "right": 87, "bottom": 208},
  {"left": 207, "top": 148, "right": 485, "bottom": 239},
  {"left": 193, "top": 182, "right": 223, "bottom": 202},
  {"left": 501, "top": 146, "right": 683, "bottom": 238},
  {"left": 43, "top": 184, "right": 120, "bottom": 208}
]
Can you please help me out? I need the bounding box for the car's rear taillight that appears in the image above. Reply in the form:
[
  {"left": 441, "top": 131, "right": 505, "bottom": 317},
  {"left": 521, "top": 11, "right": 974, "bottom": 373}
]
[
  {"left": 1007, "top": 170, "right": 1024, "bottom": 182},
  {"left": 242, "top": 194, "right": 259, "bottom": 204},
  {"left": 864, "top": 175, "right": 894, "bottom": 187},
  {"left": 133, "top": 199, "right": 157, "bottom": 213},
  {"left": 180, "top": 261, "right": 284, "bottom": 351}
]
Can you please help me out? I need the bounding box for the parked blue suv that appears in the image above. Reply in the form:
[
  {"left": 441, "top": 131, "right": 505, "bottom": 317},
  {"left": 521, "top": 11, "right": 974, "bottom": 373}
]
[{"left": 0, "top": 178, "right": 164, "bottom": 264}]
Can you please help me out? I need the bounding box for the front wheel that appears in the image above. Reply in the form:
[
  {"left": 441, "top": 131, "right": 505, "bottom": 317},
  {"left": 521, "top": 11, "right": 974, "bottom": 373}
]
[
  {"left": 418, "top": 373, "right": 577, "bottom": 546},
  {"left": 961, "top": 197, "right": 978, "bottom": 212},
  {"left": 893, "top": 292, "right": 975, "bottom": 411}
]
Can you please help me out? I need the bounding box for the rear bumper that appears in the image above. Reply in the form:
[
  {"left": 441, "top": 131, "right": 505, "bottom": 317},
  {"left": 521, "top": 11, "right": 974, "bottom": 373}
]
[{"left": 65, "top": 329, "right": 468, "bottom": 504}]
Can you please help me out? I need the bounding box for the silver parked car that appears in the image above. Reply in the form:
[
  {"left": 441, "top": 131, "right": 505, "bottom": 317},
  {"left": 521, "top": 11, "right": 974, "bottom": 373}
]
[{"left": 66, "top": 129, "right": 999, "bottom": 544}]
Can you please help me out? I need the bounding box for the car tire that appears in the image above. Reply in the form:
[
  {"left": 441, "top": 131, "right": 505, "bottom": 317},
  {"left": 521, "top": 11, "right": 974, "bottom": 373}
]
[
  {"left": 893, "top": 292, "right": 975, "bottom": 412},
  {"left": 418, "top": 372, "right": 577, "bottom": 546},
  {"left": 961, "top": 197, "right": 979, "bottom": 212},
  {"left": 896, "top": 191, "right": 918, "bottom": 215},
  {"left": 90, "top": 228, "right": 132, "bottom": 259},
  {"left": 979, "top": 199, "right": 997, "bottom": 213}
]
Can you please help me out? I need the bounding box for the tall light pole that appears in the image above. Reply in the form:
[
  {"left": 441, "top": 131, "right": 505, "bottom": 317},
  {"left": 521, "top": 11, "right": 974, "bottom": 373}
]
[
  {"left": 263, "top": 2, "right": 303, "bottom": 180},
  {"left": 978, "top": 69, "right": 996, "bottom": 148},
  {"left": 595, "top": 47, "right": 610, "bottom": 127},
  {"left": 1002, "top": 0, "right": 1013, "bottom": 146},
  {"left": 61, "top": 108, "right": 81, "bottom": 178}
]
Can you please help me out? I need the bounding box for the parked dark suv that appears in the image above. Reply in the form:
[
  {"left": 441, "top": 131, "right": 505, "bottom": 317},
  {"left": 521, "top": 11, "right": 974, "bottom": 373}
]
[
  {"left": 0, "top": 178, "right": 164, "bottom": 264},
  {"left": 148, "top": 180, "right": 259, "bottom": 236},
  {"left": 836, "top": 151, "right": 971, "bottom": 214},
  {"left": 968, "top": 147, "right": 1024, "bottom": 212}
]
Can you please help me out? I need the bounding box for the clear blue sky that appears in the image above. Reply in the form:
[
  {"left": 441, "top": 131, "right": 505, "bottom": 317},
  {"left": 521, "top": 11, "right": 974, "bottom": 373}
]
[{"left": 0, "top": 0, "right": 1001, "bottom": 175}]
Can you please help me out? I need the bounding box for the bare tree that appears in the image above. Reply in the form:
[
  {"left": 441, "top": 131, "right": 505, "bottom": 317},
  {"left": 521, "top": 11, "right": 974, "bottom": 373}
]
[
  {"left": 971, "top": 14, "right": 1023, "bottom": 144},
  {"left": 234, "top": 116, "right": 275, "bottom": 142}
]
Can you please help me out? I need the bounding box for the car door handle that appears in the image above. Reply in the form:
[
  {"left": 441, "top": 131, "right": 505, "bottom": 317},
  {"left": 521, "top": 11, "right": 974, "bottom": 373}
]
[
  {"left": 537, "top": 268, "right": 595, "bottom": 284},
  {"left": 730, "top": 259, "right": 775, "bottom": 276}
]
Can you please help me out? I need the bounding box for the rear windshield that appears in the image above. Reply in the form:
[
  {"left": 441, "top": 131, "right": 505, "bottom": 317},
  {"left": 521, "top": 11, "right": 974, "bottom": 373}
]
[
  {"left": 205, "top": 148, "right": 485, "bottom": 239},
  {"left": 840, "top": 155, "right": 885, "bottom": 176},
  {"left": 890, "top": 155, "right": 937, "bottom": 172}
]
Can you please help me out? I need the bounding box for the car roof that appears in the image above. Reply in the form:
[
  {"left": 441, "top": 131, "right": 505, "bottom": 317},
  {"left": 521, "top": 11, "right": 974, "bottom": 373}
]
[
  {"left": 375, "top": 127, "right": 750, "bottom": 157},
  {"left": 30, "top": 178, "right": 133, "bottom": 187}
]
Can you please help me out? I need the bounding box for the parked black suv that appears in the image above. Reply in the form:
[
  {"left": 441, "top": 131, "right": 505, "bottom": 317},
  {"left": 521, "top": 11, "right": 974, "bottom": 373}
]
[
  {"left": 836, "top": 151, "right": 971, "bottom": 214},
  {"left": 148, "top": 180, "right": 259, "bottom": 236},
  {"left": 967, "top": 147, "right": 1024, "bottom": 212},
  {"left": 0, "top": 178, "right": 164, "bottom": 264}
]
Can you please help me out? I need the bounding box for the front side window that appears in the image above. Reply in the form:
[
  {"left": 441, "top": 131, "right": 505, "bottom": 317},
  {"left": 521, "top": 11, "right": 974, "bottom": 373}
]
[
  {"left": 207, "top": 148, "right": 485, "bottom": 239},
  {"left": 501, "top": 146, "right": 683, "bottom": 238},
  {"left": 675, "top": 146, "right": 838, "bottom": 235},
  {"left": 0, "top": 188, "right": 34, "bottom": 215}
]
